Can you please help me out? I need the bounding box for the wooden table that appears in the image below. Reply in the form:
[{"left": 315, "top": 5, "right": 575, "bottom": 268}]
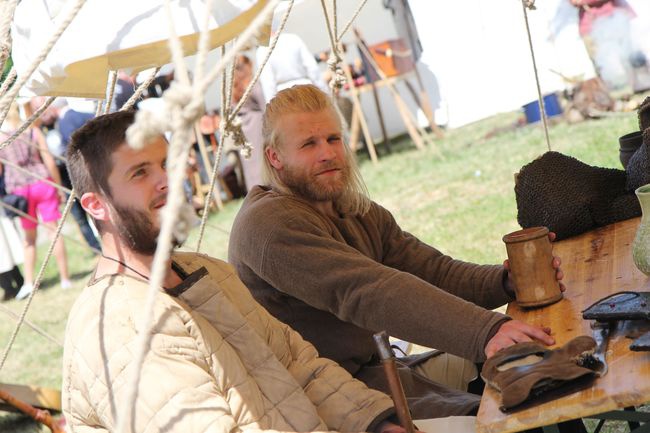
[{"left": 477, "top": 218, "right": 650, "bottom": 433}]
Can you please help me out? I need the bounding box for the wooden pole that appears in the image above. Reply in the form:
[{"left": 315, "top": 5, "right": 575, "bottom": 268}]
[
  {"left": 193, "top": 123, "right": 223, "bottom": 210},
  {"left": 370, "top": 82, "right": 392, "bottom": 153},
  {"left": 0, "top": 389, "right": 64, "bottom": 433},
  {"left": 342, "top": 64, "right": 378, "bottom": 164}
]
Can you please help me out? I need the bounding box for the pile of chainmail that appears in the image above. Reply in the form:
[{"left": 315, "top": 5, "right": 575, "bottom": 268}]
[
  {"left": 515, "top": 97, "right": 650, "bottom": 240},
  {"left": 515, "top": 152, "right": 640, "bottom": 240}
]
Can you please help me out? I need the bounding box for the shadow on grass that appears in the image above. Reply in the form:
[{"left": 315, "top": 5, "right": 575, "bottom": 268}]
[{"left": 37, "top": 269, "right": 94, "bottom": 291}]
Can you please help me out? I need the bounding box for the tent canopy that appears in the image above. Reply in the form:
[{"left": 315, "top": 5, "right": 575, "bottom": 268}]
[{"left": 11, "top": 0, "right": 270, "bottom": 98}]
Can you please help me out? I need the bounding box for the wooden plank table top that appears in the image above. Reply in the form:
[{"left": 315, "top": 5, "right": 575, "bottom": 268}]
[{"left": 477, "top": 217, "right": 650, "bottom": 433}]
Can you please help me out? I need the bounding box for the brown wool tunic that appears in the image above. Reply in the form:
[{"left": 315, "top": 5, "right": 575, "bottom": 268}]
[{"left": 230, "top": 186, "right": 513, "bottom": 373}]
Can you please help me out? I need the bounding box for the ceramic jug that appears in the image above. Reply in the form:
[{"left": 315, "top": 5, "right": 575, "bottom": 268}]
[{"left": 633, "top": 184, "right": 650, "bottom": 275}]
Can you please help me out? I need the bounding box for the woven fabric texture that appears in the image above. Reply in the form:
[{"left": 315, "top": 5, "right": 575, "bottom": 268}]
[{"left": 515, "top": 151, "right": 640, "bottom": 240}]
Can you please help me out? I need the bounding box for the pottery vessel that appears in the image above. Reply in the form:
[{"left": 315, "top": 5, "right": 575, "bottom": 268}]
[
  {"left": 633, "top": 184, "right": 650, "bottom": 275},
  {"left": 619, "top": 131, "right": 643, "bottom": 169}
]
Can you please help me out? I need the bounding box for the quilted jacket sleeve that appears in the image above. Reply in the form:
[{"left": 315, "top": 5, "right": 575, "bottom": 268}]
[{"left": 261, "top": 309, "right": 395, "bottom": 433}]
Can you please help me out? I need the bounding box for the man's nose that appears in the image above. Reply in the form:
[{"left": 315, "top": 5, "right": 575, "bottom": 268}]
[
  {"left": 156, "top": 167, "right": 168, "bottom": 191},
  {"left": 318, "top": 140, "right": 336, "bottom": 161}
]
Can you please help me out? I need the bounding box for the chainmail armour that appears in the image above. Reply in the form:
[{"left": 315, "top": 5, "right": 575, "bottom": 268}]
[
  {"left": 515, "top": 151, "right": 640, "bottom": 240},
  {"left": 515, "top": 97, "right": 650, "bottom": 240}
]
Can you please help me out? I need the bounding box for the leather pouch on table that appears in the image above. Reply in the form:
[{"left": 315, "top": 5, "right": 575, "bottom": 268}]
[
  {"left": 481, "top": 336, "right": 598, "bottom": 411},
  {"left": 582, "top": 291, "right": 650, "bottom": 321}
]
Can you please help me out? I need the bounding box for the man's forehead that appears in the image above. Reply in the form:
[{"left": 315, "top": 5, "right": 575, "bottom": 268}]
[{"left": 110, "top": 137, "right": 167, "bottom": 171}]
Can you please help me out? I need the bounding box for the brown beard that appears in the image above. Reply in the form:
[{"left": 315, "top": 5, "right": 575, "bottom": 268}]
[
  {"left": 279, "top": 161, "right": 350, "bottom": 203},
  {"left": 112, "top": 203, "right": 179, "bottom": 255}
]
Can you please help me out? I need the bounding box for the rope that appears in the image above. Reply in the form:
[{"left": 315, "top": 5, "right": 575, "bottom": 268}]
[
  {"left": 228, "top": 0, "right": 294, "bottom": 121},
  {"left": 95, "top": 99, "right": 104, "bottom": 117},
  {"left": 0, "top": 304, "right": 63, "bottom": 347},
  {"left": 0, "top": 67, "right": 16, "bottom": 96},
  {"left": 193, "top": 0, "right": 214, "bottom": 102},
  {"left": 0, "top": 96, "right": 56, "bottom": 152},
  {"left": 0, "top": 0, "right": 86, "bottom": 126},
  {"left": 121, "top": 67, "right": 160, "bottom": 111},
  {"left": 320, "top": 0, "right": 338, "bottom": 57},
  {"left": 21, "top": 135, "right": 68, "bottom": 165},
  {"left": 0, "top": 191, "right": 75, "bottom": 373},
  {"left": 0, "top": 157, "right": 72, "bottom": 194},
  {"left": 196, "top": 0, "right": 296, "bottom": 239},
  {"left": 521, "top": 0, "right": 551, "bottom": 151},
  {"left": 195, "top": 0, "right": 284, "bottom": 252},
  {"left": 115, "top": 0, "right": 226, "bottom": 429},
  {"left": 0, "top": 0, "right": 18, "bottom": 75},
  {"left": 332, "top": 0, "right": 338, "bottom": 42},
  {"left": 197, "top": 0, "right": 281, "bottom": 98},
  {"left": 104, "top": 70, "right": 118, "bottom": 114},
  {"left": 0, "top": 199, "right": 100, "bottom": 255},
  {"left": 117, "top": 2, "right": 282, "bottom": 429},
  {"left": 337, "top": 0, "right": 368, "bottom": 40}
]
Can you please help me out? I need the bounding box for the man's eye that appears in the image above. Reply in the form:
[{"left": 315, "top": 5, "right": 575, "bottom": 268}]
[
  {"left": 328, "top": 136, "right": 341, "bottom": 143},
  {"left": 132, "top": 168, "right": 146, "bottom": 178},
  {"left": 302, "top": 141, "right": 315, "bottom": 148}
]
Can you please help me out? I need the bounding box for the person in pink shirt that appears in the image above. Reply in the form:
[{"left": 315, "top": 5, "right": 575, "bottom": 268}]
[
  {"left": 0, "top": 103, "right": 70, "bottom": 299},
  {"left": 571, "top": 0, "right": 639, "bottom": 93}
]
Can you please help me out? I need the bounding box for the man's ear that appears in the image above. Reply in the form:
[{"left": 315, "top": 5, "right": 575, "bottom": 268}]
[
  {"left": 80, "top": 192, "right": 110, "bottom": 223},
  {"left": 266, "top": 146, "right": 284, "bottom": 170}
]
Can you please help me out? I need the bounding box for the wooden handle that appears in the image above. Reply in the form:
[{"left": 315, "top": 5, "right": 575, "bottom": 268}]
[{"left": 373, "top": 331, "right": 415, "bottom": 433}]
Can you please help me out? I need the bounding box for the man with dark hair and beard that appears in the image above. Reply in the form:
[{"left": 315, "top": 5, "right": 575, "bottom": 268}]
[
  {"left": 228, "top": 85, "right": 571, "bottom": 423},
  {"left": 62, "top": 110, "right": 439, "bottom": 433}
]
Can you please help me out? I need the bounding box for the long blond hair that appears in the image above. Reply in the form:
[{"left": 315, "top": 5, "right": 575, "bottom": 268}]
[{"left": 261, "top": 84, "right": 371, "bottom": 216}]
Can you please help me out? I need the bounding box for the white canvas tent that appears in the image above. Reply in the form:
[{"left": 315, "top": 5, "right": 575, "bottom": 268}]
[{"left": 274, "top": 0, "right": 650, "bottom": 131}]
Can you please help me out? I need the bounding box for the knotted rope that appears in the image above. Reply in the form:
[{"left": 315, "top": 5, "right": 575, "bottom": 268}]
[
  {"left": 318, "top": 0, "right": 370, "bottom": 136},
  {"left": 195, "top": 0, "right": 293, "bottom": 252}
]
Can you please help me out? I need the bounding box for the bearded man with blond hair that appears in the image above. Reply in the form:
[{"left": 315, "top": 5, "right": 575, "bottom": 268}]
[{"left": 229, "top": 84, "right": 566, "bottom": 420}]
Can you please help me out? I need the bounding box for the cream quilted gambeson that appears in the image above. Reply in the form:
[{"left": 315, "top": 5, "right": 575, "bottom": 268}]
[{"left": 62, "top": 252, "right": 394, "bottom": 433}]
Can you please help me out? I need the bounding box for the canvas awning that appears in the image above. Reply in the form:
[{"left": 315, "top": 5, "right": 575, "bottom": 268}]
[{"left": 11, "top": 0, "right": 270, "bottom": 98}]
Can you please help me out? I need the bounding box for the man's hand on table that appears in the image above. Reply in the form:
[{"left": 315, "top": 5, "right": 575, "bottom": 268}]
[
  {"left": 485, "top": 320, "right": 554, "bottom": 358},
  {"left": 503, "top": 231, "right": 567, "bottom": 296},
  {"left": 490, "top": 231, "right": 563, "bottom": 358}
]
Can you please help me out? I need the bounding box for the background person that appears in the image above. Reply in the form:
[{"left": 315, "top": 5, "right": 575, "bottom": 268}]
[
  {"left": 0, "top": 103, "right": 70, "bottom": 299},
  {"left": 571, "top": 0, "right": 640, "bottom": 93},
  {"left": 257, "top": 32, "right": 328, "bottom": 102},
  {"left": 0, "top": 172, "right": 24, "bottom": 300},
  {"left": 233, "top": 54, "right": 265, "bottom": 191},
  {"left": 35, "top": 97, "right": 101, "bottom": 253}
]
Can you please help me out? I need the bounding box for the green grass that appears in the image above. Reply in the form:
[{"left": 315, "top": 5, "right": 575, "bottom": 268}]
[{"left": 0, "top": 108, "right": 643, "bottom": 431}]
